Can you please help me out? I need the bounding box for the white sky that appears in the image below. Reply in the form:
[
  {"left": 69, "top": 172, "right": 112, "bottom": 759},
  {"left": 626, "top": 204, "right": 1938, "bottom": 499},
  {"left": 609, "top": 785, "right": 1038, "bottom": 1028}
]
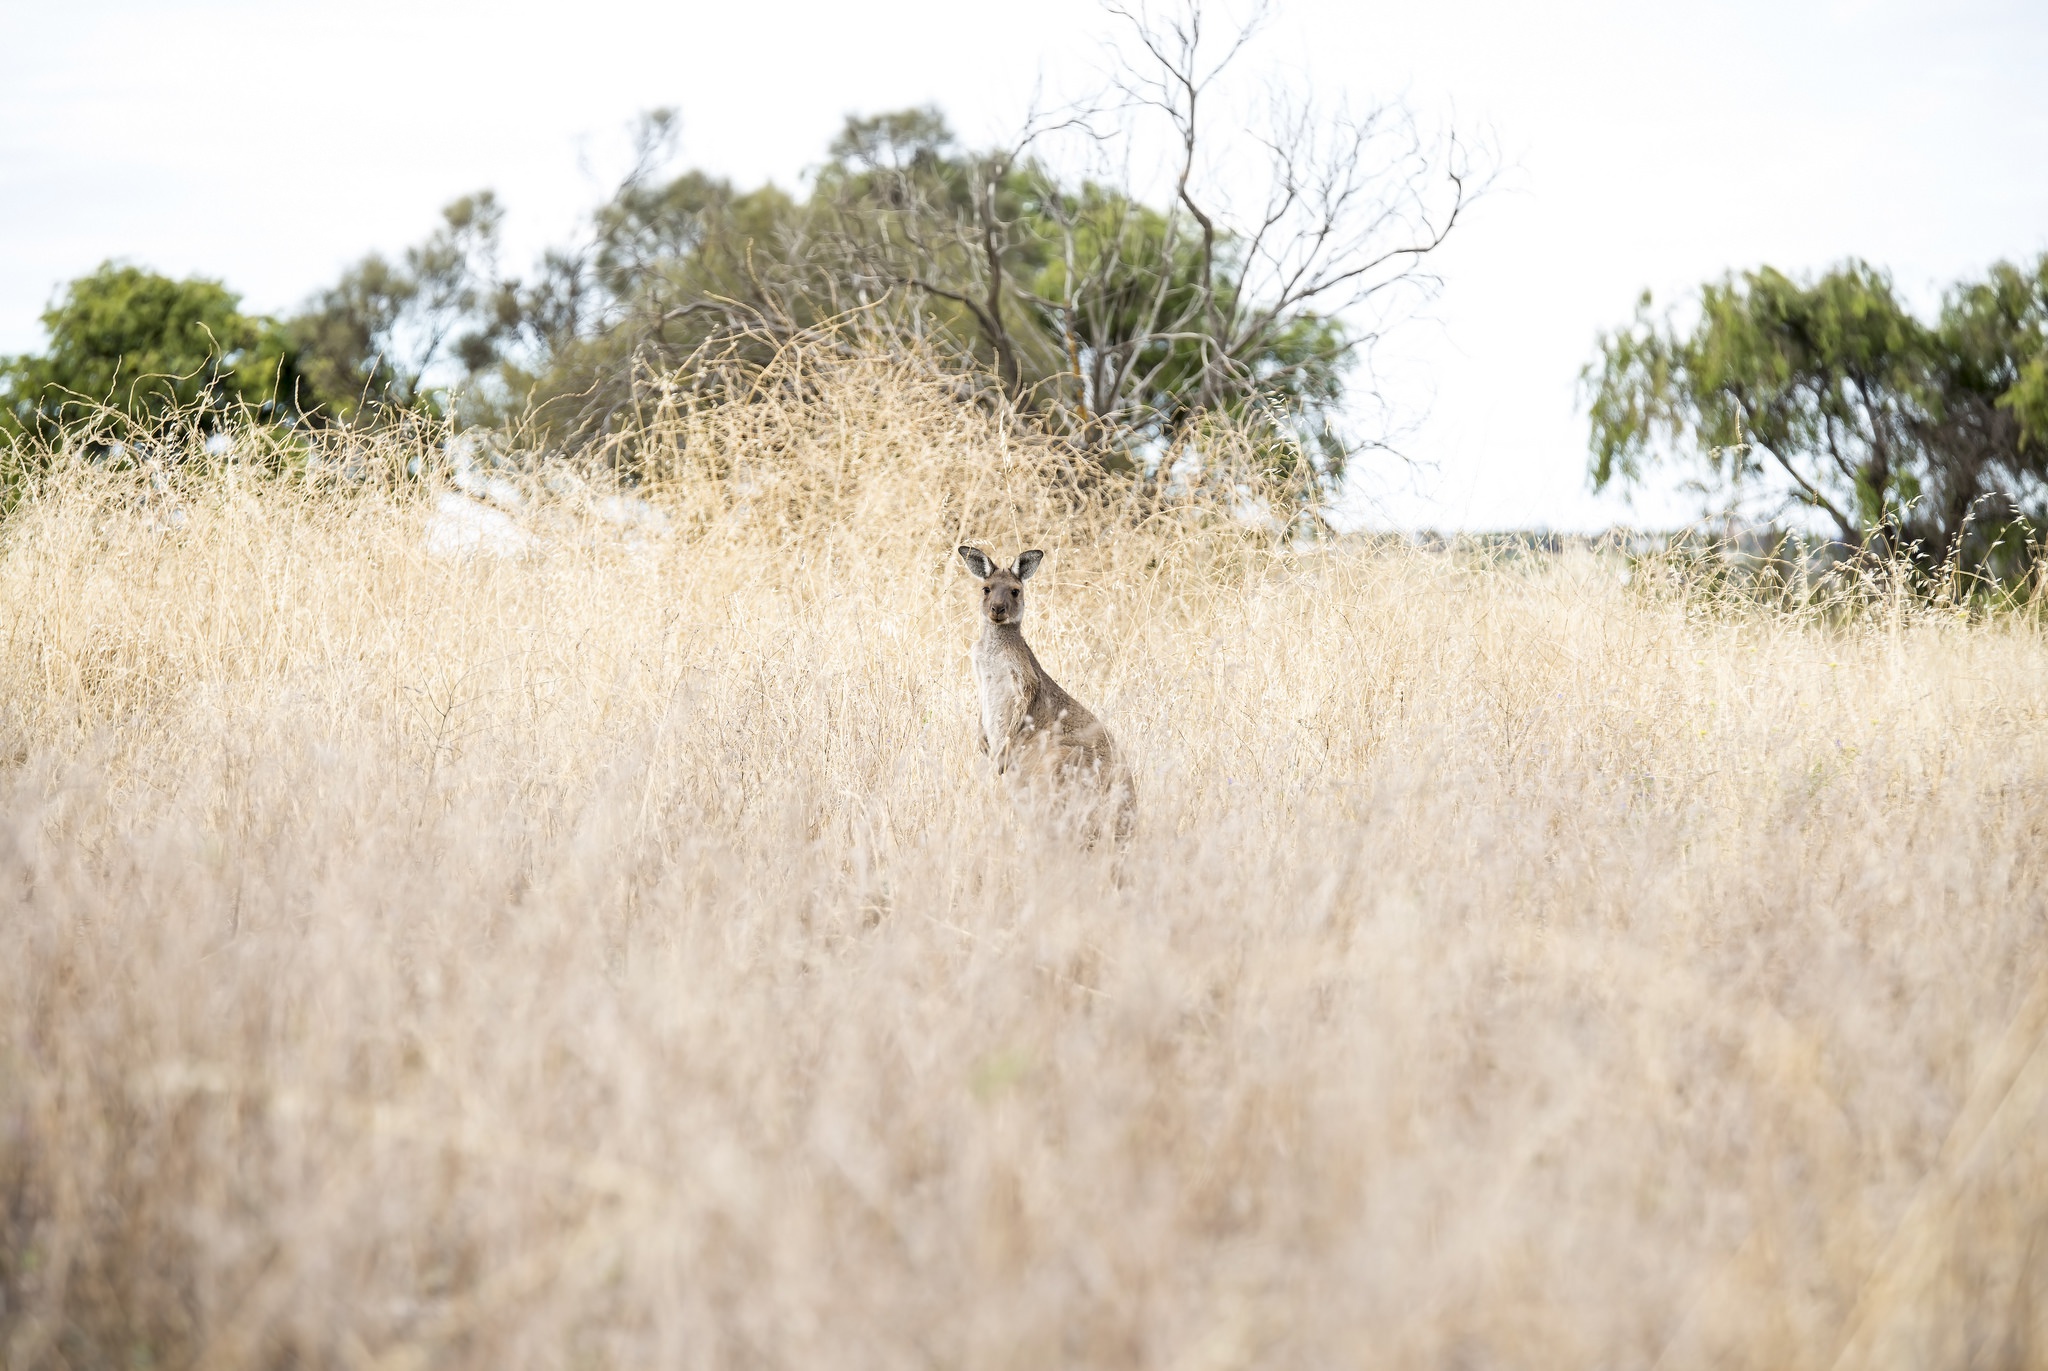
[{"left": 4, "top": 0, "right": 2045, "bottom": 531}]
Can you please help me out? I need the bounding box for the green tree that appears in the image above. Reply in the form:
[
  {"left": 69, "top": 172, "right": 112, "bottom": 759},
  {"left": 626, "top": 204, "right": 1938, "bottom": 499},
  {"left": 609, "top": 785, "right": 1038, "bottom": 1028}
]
[
  {"left": 1926, "top": 256, "right": 2048, "bottom": 540},
  {"left": 1584, "top": 257, "right": 2048, "bottom": 573},
  {"left": 284, "top": 192, "right": 515, "bottom": 422},
  {"left": 501, "top": 112, "right": 812, "bottom": 439},
  {"left": 812, "top": 107, "right": 1053, "bottom": 399},
  {"left": 494, "top": 82, "right": 1466, "bottom": 496},
  {"left": 804, "top": 93, "right": 1422, "bottom": 492},
  {"left": 1021, "top": 183, "right": 1353, "bottom": 476},
  {"left": 264, "top": 3, "right": 1479, "bottom": 495},
  {"left": 0, "top": 262, "right": 303, "bottom": 441},
  {"left": 471, "top": 2, "right": 1478, "bottom": 490},
  {"left": 2002, "top": 261, "right": 2048, "bottom": 447}
]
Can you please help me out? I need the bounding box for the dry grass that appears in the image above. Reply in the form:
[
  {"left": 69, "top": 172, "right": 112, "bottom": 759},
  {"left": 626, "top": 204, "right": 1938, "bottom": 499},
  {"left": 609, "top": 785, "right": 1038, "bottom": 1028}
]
[{"left": 3, "top": 351, "right": 2047, "bottom": 1370}]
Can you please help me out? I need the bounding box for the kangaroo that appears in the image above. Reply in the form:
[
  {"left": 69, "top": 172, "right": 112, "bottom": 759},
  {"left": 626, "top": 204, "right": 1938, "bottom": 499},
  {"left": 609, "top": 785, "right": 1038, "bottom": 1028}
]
[{"left": 958, "top": 545, "right": 1134, "bottom": 842}]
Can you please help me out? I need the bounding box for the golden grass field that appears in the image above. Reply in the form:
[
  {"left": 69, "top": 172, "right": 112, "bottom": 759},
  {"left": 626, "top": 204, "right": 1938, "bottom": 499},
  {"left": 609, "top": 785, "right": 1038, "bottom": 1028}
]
[{"left": 3, "top": 355, "right": 2047, "bottom": 1369}]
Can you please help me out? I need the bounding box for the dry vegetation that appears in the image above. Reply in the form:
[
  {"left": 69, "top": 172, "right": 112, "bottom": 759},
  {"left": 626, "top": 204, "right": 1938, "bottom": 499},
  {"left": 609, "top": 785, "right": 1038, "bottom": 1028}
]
[{"left": 3, "top": 350, "right": 2047, "bottom": 1370}]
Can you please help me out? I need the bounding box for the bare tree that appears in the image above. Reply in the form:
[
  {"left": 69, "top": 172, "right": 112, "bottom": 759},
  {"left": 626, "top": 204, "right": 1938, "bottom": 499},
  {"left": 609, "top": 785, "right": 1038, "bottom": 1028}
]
[
  {"left": 1074, "top": 0, "right": 1480, "bottom": 472},
  {"left": 804, "top": 0, "right": 1485, "bottom": 490}
]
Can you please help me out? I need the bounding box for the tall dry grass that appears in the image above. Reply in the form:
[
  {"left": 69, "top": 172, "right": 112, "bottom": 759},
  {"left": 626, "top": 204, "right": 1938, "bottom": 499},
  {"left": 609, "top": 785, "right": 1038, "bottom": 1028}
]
[{"left": 3, "top": 349, "right": 2047, "bottom": 1370}]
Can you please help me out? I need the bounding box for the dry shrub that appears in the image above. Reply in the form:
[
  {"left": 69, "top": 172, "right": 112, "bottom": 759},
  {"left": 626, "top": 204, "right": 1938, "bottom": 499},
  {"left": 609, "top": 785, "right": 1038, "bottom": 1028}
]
[{"left": 2, "top": 346, "right": 2047, "bottom": 1370}]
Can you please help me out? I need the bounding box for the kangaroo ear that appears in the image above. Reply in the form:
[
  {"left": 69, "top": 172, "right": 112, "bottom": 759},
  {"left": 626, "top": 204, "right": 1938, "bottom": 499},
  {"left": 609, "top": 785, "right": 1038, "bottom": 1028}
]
[
  {"left": 957, "top": 545, "right": 995, "bottom": 580},
  {"left": 1014, "top": 549, "right": 1045, "bottom": 581}
]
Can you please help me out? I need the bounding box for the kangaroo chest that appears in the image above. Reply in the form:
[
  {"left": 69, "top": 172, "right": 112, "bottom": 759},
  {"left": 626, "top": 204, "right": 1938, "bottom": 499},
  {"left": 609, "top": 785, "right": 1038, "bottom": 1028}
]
[{"left": 972, "top": 633, "right": 1038, "bottom": 748}]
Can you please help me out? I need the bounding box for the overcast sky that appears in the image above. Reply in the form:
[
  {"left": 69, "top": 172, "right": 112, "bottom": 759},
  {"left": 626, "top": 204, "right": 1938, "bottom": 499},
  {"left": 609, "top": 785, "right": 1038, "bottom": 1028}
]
[{"left": 4, "top": 0, "right": 2044, "bottom": 530}]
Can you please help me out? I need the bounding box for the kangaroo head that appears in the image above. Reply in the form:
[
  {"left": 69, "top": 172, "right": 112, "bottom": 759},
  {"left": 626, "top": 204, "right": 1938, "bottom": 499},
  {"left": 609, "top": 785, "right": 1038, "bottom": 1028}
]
[{"left": 958, "top": 545, "right": 1043, "bottom": 626}]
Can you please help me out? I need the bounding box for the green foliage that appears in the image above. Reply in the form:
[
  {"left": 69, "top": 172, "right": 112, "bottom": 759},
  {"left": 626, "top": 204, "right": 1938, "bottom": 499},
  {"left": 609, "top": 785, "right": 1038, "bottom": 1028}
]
[
  {"left": 504, "top": 120, "right": 811, "bottom": 438},
  {"left": 283, "top": 192, "right": 515, "bottom": 422},
  {"left": 10, "top": 76, "right": 1466, "bottom": 511},
  {"left": 1026, "top": 186, "right": 1348, "bottom": 446},
  {"left": 0, "top": 263, "right": 303, "bottom": 441},
  {"left": 1937, "top": 254, "right": 2048, "bottom": 451},
  {"left": 1586, "top": 256, "right": 2048, "bottom": 575},
  {"left": 484, "top": 108, "right": 1358, "bottom": 487}
]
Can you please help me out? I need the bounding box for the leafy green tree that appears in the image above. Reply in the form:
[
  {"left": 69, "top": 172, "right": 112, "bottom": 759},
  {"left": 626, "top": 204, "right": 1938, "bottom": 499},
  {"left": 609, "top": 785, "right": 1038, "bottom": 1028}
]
[
  {"left": 1926, "top": 256, "right": 2048, "bottom": 539},
  {"left": 805, "top": 103, "right": 1383, "bottom": 488},
  {"left": 475, "top": 2, "right": 1478, "bottom": 490},
  {"left": 284, "top": 192, "right": 515, "bottom": 422},
  {"left": 7, "top": 0, "right": 1477, "bottom": 517},
  {"left": 501, "top": 113, "right": 811, "bottom": 438},
  {"left": 2002, "top": 260, "right": 2048, "bottom": 446},
  {"left": 811, "top": 107, "right": 1054, "bottom": 399},
  {"left": 1586, "top": 262, "right": 1928, "bottom": 544},
  {"left": 492, "top": 84, "right": 1461, "bottom": 496},
  {"left": 1585, "top": 257, "right": 2048, "bottom": 573},
  {"left": 1022, "top": 183, "right": 1352, "bottom": 475},
  {"left": 256, "top": 2, "right": 1478, "bottom": 496},
  {"left": 0, "top": 262, "right": 303, "bottom": 441}
]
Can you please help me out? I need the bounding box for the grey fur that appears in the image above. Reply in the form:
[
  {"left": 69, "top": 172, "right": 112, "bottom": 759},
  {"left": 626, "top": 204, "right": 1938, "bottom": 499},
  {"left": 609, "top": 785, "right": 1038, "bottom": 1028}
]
[{"left": 958, "top": 544, "right": 1134, "bottom": 842}]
